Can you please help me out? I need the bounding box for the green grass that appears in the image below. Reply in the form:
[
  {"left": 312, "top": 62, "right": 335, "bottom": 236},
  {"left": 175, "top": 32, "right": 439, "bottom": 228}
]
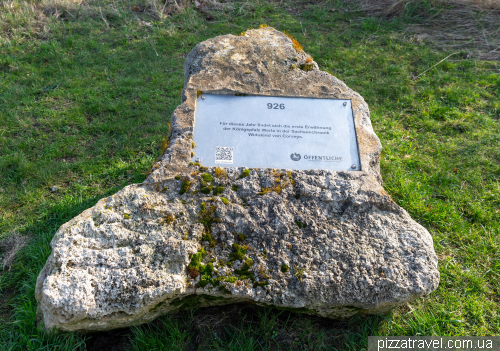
[{"left": 0, "top": 0, "right": 499, "bottom": 349}]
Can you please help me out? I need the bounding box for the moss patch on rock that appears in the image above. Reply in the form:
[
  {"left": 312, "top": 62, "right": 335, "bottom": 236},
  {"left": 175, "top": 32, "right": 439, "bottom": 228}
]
[
  {"left": 234, "top": 258, "right": 254, "bottom": 280},
  {"left": 187, "top": 248, "right": 207, "bottom": 278},
  {"left": 200, "top": 179, "right": 213, "bottom": 194},
  {"left": 179, "top": 177, "right": 192, "bottom": 195},
  {"left": 281, "top": 264, "right": 289, "bottom": 273},
  {"left": 213, "top": 186, "right": 225, "bottom": 196},
  {"left": 299, "top": 63, "right": 314, "bottom": 71},
  {"left": 295, "top": 220, "right": 307, "bottom": 229},
  {"left": 239, "top": 169, "right": 250, "bottom": 178},
  {"left": 229, "top": 243, "right": 247, "bottom": 261},
  {"left": 199, "top": 202, "right": 221, "bottom": 232},
  {"left": 214, "top": 167, "right": 227, "bottom": 179},
  {"left": 201, "top": 173, "right": 213, "bottom": 182},
  {"left": 201, "top": 231, "right": 217, "bottom": 248}
]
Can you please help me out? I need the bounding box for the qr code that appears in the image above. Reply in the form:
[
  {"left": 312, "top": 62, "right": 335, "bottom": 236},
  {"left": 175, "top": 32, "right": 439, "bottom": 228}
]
[{"left": 215, "top": 146, "right": 233, "bottom": 164}]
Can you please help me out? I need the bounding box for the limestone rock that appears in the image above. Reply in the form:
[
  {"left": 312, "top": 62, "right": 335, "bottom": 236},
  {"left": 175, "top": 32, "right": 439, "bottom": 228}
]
[{"left": 36, "top": 27, "right": 439, "bottom": 332}]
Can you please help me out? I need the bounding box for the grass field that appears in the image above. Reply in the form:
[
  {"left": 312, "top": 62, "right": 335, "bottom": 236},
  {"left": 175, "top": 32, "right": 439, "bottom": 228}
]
[{"left": 0, "top": 0, "right": 499, "bottom": 349}]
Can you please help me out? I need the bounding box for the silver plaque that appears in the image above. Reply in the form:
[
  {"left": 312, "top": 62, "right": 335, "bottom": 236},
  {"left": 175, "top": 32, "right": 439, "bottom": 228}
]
[{"left": 192, "top": 94, "right": 361, "bottom": 171}]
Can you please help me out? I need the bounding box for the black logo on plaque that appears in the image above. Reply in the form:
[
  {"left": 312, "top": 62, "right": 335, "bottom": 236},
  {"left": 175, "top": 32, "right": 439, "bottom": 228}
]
[{"left": 290, "top": 153, "right": 301, "bottom": 161}]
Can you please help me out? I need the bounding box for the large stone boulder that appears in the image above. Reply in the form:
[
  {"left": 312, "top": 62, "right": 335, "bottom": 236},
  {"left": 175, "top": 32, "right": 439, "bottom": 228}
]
[{"left": 36, "top": 27, "right": 440, "bottom": 332}]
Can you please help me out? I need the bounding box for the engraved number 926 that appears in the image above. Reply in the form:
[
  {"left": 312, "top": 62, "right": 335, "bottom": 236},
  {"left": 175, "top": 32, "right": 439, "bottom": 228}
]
[{"left": 267, "top": 103, "right": 285, "bottom": 110}]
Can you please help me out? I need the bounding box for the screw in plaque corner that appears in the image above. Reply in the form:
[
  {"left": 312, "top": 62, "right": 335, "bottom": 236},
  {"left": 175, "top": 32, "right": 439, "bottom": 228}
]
[{"left": 351, "top": 164, "right": 356, "bottom": 169}]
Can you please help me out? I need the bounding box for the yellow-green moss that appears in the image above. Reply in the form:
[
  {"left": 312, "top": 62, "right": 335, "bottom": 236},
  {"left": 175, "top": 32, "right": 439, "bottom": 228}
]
[
  {"left": 200, "top": 177, "right": 213, "bottom": 194},
  {"left": 202, "top": 173, "right": 213, "bottom": 182},
  {"left": 200, "top": 184, "right": 213, "bottom": 194},
  {"left": 199, "top": 202, "right": 222, "bottom": 236},
  {"left": 299, "top": 63, "right": 314, "bottom": 71},
  {"left": 222, "top": 276, "right": 237, "bottom": 283},
  {"left": 281, "top": 264, "right": 289, "bottom": 273},
  {"left": 201, "top": 231, "right": 217, "bottom": 248},
  {"left": 229, "top": 243, "right": 247, "bottom": 261},
  {"left": 215, "top": 167, "right": 227, "bottom": 179},
  {"left": 179, "top": 178, "right": 191, "bottom": 195},
  {"left": 187, "top": 248, "right": 207, "bottom": 278},
  {"left": 234, "top": 258, "right": 254, "bottom": 280},
  {"left": 161, "top": 214, "right": 175, "bottom": 225},
  {"left": 239, "top": 169, "right": 251, "bottom": 178},
  {"left": 295, "top": 220, "right": 307, "bottom": 229},
  {"left": 213, "top": 186, "right": 225, "bottom": 196}
]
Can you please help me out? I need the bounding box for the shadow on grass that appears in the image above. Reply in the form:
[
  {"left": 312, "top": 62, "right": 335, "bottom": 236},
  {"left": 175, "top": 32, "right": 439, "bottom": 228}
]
[
  {"left": 0, "top": 174, "right": 143, "bottom": 350},
  {"left": 87, "top": 303, "right": 385, "bottom": 351}
]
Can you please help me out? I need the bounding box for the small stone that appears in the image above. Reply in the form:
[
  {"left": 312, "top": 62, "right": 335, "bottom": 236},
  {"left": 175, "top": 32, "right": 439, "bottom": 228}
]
[{"left": 50, "top": 186, "right": 58, "bottom": 192}]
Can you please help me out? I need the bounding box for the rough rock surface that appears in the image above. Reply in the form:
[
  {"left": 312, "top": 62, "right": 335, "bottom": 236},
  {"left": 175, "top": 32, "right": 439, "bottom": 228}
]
[{"left": 36, "top": 27, "right": 440, "bottom": 332}]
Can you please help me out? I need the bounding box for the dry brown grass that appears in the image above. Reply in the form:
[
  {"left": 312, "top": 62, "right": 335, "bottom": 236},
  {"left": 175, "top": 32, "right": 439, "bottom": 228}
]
[
  {"left": 2, "top": 0, "right": 499, "bottom": 59},
  {"left": 352, "top": 0, "right": 499, "bottom": 14},
  {"left": 342, "top": 0, "right": 500, "bottom": 60},
  {"left": 0, "top": 0, "right": 229, "bottom": 44},
  {"left": 0, "top": 0, "right": 109, "bottom": 43},
  {"left": 0, "top": 0, "right": 51, "bottom": 41},
  {"left": 0, "top": 231, "right": 29, "bottom": 270}
]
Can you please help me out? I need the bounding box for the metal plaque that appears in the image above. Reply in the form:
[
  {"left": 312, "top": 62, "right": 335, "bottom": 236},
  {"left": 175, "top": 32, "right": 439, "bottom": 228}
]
[{"left": 192, "top": 94, "right": 361, "bottom": 171}]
